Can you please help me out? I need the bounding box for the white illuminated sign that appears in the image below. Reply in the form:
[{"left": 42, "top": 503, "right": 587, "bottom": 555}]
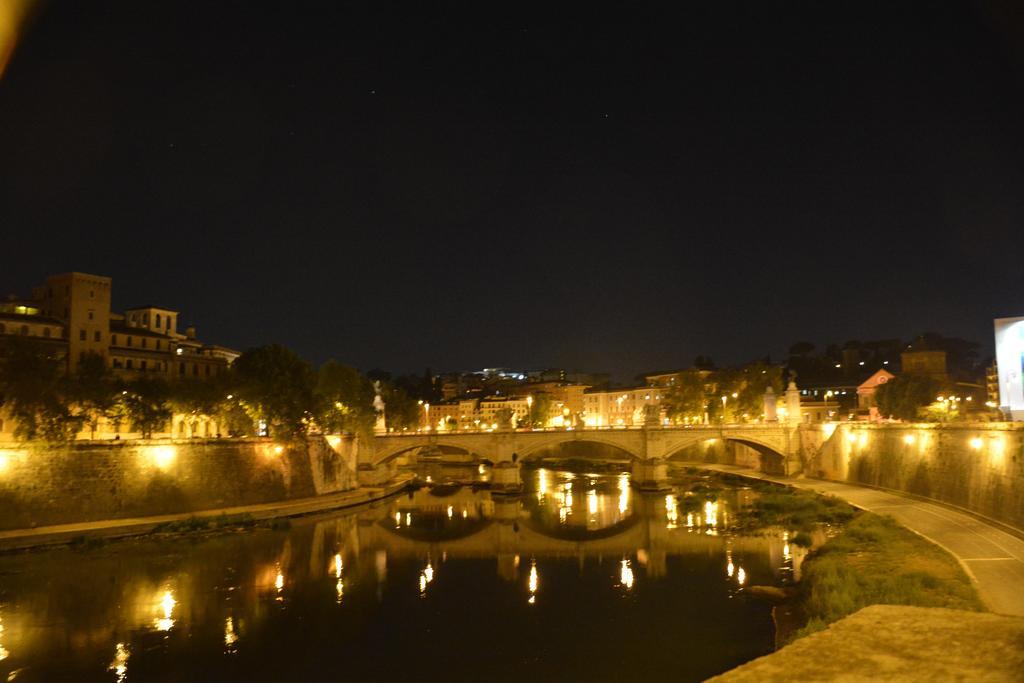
[{"left": 994, "top": 316, "right": 1024, "bottom": 421}]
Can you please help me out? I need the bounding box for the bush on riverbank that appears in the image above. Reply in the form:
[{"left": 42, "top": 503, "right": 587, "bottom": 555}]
[
  {"left": 741, "top": 484, "right": 856, "bottom": 531},
  {"left": 794, "top": 513, "right": 983, "bottom": 639}
]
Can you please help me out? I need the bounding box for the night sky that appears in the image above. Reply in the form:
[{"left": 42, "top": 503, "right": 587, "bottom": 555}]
[{"left": 2, "top": 2, "right": 1023, "bottom": 380}]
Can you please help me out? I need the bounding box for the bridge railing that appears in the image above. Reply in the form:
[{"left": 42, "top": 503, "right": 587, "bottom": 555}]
[{"left": 375, "top": 423, "right": 794, "bottom": 438}]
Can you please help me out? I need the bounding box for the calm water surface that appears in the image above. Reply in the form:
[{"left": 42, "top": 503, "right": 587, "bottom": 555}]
[{"left": 0, "top": 466, "right": 801, "bottom": 682}]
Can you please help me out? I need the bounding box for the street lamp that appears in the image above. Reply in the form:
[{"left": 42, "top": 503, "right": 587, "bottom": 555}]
[{"left": 721, "top": 395, "right": 728, "bottom": 423}]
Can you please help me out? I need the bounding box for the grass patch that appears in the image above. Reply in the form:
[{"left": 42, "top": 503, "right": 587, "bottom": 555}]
[
  {"left": 151, "top": 513, "right": 257, "bottom": 535},
  {"left": 794, "top": 513, "right": 983, "bottom": 639},
  {"left": 742, "top": 486, "right": 856, "bottom": 532}
]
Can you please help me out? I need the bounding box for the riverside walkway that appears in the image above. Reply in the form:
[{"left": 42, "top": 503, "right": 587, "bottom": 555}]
[
  {"left": 702, "top": 464, "right": 1024, "bottom": 617},
  {"left": 0, "top": 475, "right": 413, "bottom": 551}
]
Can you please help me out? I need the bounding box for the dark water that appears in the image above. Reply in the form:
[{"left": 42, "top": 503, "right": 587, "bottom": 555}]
[{"left": 0, "top": 466, "right": 800, "bottom": 682}]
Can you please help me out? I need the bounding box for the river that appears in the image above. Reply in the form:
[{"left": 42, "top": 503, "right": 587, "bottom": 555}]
[{"left": 0, "top": 464, "right": 801, "bottom": 682}]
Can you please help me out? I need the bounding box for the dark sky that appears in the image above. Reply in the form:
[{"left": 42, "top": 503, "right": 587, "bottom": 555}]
[{"left": 2, "top": 2, "right": 1023, "bottom": 380}]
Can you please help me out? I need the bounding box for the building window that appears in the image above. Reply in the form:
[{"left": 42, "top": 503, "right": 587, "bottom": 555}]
[
  {"left": 141, "top": 338, "right": 147, "bottom": 349},
  {"left": 111, "top": 335, "right": 117, "bottom": 345},
  {"left": 192, "top": 364, "right": 199, "bottom": 376},
  {"left": 94, "top": 331, "right": 101, "bottom": 342},
  {"left": 205, "top": 365, "right": 211, "bottom": 376},
  {"left": 22, "top": 325, "right": 29, "bottom": 336},
  {"left": 89, "top": 290, "right": 94, "bottom": 299},
  {"left": 140, "top": 360, "right": 147, "bottom": 371},
  {"left": 113, "top": 358, "right": 122, "bottom": 368},
  {"left": 44, "top": 328, "right": 51, "bottom": 338},
  {"left": 126, "top": 359, "right": 133, "bottom": 369},
  {"left": 0, "top": 323, "right": 5, "bottom": 334},
  {"left": 179, "top": 362, "right": 185, "bottom": 375},
  {"left": 88, "top": 311, "right": 94, "bottom": 321},
  {"left": 155, "top": 313, "right": 161, "bottom": 327},
  {"left": 79, "top": 329, "right": 86, "bottom": 341},
  {"left": 127, "top": 336, "right": 132, "bottom": 347}
]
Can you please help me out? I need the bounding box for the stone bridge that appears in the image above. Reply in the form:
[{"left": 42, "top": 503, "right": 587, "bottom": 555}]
[{"left": 362, "top": 424, "right": 830, "bottom": 491}]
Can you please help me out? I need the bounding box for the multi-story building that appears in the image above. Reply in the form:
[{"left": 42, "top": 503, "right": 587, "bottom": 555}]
[
  {"left": 2, "top": 272, "right": 239, "bottom": 379},
  {"left": 583, "top": 387, "right": 665, "bottom": 427},
  {"left": 1, "top": 272, "right": 239, "bottom": 440}
]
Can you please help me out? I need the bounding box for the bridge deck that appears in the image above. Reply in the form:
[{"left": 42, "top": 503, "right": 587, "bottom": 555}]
[{"left": 700, "top": 464, "right": 1024, "bottom": 617}]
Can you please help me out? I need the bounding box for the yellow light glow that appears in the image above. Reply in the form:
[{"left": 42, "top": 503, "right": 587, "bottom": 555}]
[
  {"left": 903, "top": 434, "right": 916, "bottom": 445},
  {"left": 620, "top": 559, "right": 634, "bottom": 589},
  {"left": 618, "top": 473, "right": 630, "bottom": 515},
  {"left": 822, "top": 423, "right": 837, "bottom": 439},
  {"left": 224, "top": 617, "right": 238, "bottom": 649},
  {"left": 704, "top": 500, "right": 718, "bottom": 528},
  {"left": 588, "top": 489, "right": 598, "bottom": 515},
  {"left": 144, "top": 445, "right": 177, "bottom": 470},
  {"left": 970, "top": 437, "right": 984, "bottom": 450},
  {"left": 447, "top": 505, "right": 454, "bottom": 519},
  {"left": 858, "top": 433, "right": 868, "bottom": 447},
  {"left": 846, "top": 433, "right": 857, "bottom": 443},
  {"left": 154, "top": 589, "right": 176, "bottom": 632},
  {"left": 275, "top": 571, "right": 284, "bottom": 592},
  {"left": 273, "top": 445, "right": 284, "bottom": 455},
  {"left": 736, "top": 567, "right": 746, "bottom": 586},
  {"left": 528, "top": 560, "right": 539, "bottom": 604},
  {"left": 665, "top": 494, "right": 678, "bottom": 529},
  {"left": 109, "top": 642, "right": 129, "bottom": 681}
]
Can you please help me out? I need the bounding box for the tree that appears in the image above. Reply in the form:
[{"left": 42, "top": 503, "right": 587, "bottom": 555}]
[
  {"left": 527, "top": 392, "right": 553, "bottom": 427},
  {"left": 123, "top": 376, "right": 173, "bottom": 438},
  {"left": 662, "top": 370, "right": 707, "bottom": 423},
  {"left": 875, "top": 375, "right": 941, "bottom": 422},
  {"left": 315, "top": 361, "right": 376, "bottom": 435},
  {"left": 71, "top": 352, "right": 121, "bottom": 438},
  {"left": 0, "top": 337, "right": 80, "bottom": 440},
  {"left": 788, "top": 342, "right": 815, "bottom": 357},
  {"left": 232, "top": 345, "right": 316, "bottom": 438},
  {"left": 735, "top": 362, "right": 783, "bottom": 421},
  {"left": 693, "top": 355, "right": 716, "bottom": 370},
  {"left": 381, "top": 384, "right": 419, "bottom": 431},
  {"left": 170, "top": 376, "right": 228, "bottom": 437}
]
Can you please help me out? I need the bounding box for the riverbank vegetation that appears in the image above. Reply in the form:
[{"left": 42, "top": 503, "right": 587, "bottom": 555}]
[
  {"left": 794, "top": 513, "right": 983, "bottom": 639},
  {"left": 0, "top": 338, "right": 431, "bottom": 441}
]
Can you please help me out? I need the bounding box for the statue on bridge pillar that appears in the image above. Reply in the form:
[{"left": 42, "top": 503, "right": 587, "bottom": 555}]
[
  {"left": 785, "top": 374, "right": 803, "bottom": 426},
  {"left": 372, "top": 381, "right": 387, "bottom": 434}
]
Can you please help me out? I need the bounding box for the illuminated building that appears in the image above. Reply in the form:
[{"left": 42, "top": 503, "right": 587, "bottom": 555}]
[
  {"left": 0, "top": 271, "right": 239, "bottom": 439},
  {"left": 994, "top": 317, "right": 1024, "bottom": 420}
]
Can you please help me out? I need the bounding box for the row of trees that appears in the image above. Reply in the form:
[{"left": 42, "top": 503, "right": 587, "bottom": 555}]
[
  {"left": 660, "top": 362, "right": 784, "bottom": 423},
  {"left": 0, "top": 338, "right": 421, "bottom": 442}
]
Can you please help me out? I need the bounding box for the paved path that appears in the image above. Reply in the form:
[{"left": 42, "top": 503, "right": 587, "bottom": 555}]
[
  {"left": 0, "top": 475, "right": 413, "bottom": 551},
  {"left": 701, "top": 464, "right": 1024, "bottom": 617}
]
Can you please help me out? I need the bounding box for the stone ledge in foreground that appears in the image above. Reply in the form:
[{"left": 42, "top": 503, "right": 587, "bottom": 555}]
[{"left": 709, "top": 604, "right": 1024, "bottom": 682}]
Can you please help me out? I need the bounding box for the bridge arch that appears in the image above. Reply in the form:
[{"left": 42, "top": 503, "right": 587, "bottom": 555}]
[
  {"left": 372, "top": 438, "right": 494, "bottom": 466},
  {"left": 663, "top": 434, "right": 788, "bottom": 474},
  {"left": 515, "top": 433, "right": 643, "bottom": 461}
]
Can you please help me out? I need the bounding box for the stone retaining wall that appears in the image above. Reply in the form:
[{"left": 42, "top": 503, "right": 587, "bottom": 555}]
[
  {"left": 812, "top": 423, "right": 1024, "bottom": 530},
  {"left": 0, "top": 436, "right": 362, "bottom": 530}
]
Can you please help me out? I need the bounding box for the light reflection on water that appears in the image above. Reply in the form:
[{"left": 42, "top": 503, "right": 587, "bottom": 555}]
[{"left": 0, "top": 466, "right": 804, "bottom": 682}]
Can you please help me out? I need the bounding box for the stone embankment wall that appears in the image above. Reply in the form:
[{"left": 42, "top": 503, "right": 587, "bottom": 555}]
[
  {"left": 811, "top": 423, "right": 1024, "bottom": 530},
  {"left": 0, "top": 436, "right": 363, "bottom": 531}
]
